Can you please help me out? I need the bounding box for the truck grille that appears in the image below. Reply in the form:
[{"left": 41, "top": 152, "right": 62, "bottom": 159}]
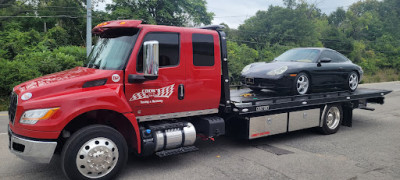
[{"left": 8, "top": 92, "right": 18, "bottom": 124}]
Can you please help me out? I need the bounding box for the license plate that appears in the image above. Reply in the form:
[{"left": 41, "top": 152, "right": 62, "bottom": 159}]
[{"left": 246, "top": 78, "right": 254, "bottom": 84}]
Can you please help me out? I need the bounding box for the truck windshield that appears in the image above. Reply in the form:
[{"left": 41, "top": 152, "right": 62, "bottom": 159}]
[{"left": 87, "top": 28, "right": 139, "bottom": 70}]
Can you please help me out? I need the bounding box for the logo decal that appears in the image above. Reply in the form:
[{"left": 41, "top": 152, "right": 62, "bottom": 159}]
[
  {"left": 130, "top": 84, "right": 175, "bottom": 103},
  {"left": 112, "top": 74, "right": 120, "bottom": 82},
  {"left": 21, "top": 93, "right": 32, "bottom": 101}
]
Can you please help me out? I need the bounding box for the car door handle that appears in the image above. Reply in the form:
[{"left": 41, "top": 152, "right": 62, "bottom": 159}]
[
  {"left": 178, "top": 84, "right": 184, "bottom": 100},
  {"left": 339, "top": 67, "right": 344, "bottom": 70}
]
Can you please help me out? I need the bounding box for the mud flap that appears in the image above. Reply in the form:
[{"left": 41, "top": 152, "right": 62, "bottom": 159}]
[{"left": 342, "top": 103, "right": 353, "bottom": 127}]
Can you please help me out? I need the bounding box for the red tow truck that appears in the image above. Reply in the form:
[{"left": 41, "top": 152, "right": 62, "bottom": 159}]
[{"left": 8, "top": 20, "right": 391, "bottom": 180}]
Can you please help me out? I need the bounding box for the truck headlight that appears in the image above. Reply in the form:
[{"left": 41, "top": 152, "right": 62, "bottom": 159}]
[
  {"left": 267, "top": 66, "right": 288, "bottom": 76},
  {"left": 241, "top": 65, "right": 252, "bottom": 74},
  {"left": 20, "top": 108, "right": 60, "bottom": 125}
]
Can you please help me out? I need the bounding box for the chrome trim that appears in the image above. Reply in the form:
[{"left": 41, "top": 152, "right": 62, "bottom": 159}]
[
  {"left": 136, "top": 108, "right": 218, "bottom": 122},
  {"left": 143, "top": 40, "right": 159, "bottom": 77},
  {"left": 8, "top": 126, "right": 57, "bottom": 163},
  {"left": 288, "top": 109, "right": 320, "bottom": 132},
  {"left": 249, "top": 113, "right": 288, "bottom": 139},
  {"left": 9, "top": 92, "right": 18, "bottom": 125}
]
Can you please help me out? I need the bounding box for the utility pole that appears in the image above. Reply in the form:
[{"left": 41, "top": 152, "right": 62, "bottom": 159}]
[{"left": 86, "top": 0, "right": 92, "bottom": 57}]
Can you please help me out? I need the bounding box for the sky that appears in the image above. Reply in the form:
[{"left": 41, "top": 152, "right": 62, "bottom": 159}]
[{"left": 97, "top": 0, "right": 363, "bottom": 29}]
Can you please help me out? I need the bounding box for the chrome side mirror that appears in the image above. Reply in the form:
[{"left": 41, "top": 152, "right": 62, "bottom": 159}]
[{"left": 143, "top": 41, "right": 159, "bottom": 80}]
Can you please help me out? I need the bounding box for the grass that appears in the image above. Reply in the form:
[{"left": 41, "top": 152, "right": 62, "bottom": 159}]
[
  {"left": 361, "top": 68, "right": 400, "bottom": 84},
  {"left": 0, "top": 96, "right": 9, "bottom": 111}
]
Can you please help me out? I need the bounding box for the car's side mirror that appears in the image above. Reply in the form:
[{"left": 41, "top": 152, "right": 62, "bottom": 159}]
[
  {"left": 128, "top": 41, "right": 159, "bottom": 83},
  {"left": 319, "top": 57, "right": 332, "bottom": 63}
]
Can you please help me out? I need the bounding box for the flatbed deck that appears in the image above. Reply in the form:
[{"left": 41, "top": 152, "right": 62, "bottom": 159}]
[{"left": 230, "top": 88, "right": 391, "bottom": 115}]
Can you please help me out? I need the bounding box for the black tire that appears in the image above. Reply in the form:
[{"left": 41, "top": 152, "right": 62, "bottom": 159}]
[
  {"left": 293, "top": 72, "right": 311, "bottom": 95},
  {"left": 61, "top": 125, "right": 128, "bottom": 180},
  {"left": 319, "top": 104, "right": 343, "bottom": 135},
  {"left": 347, "top": 71, "right": 359, "bottom": 92},
  {"left": 250, "top": 87, "right": 262, "bottom": 92}
]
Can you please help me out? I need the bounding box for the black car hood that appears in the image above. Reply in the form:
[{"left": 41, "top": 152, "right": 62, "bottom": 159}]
[{"left": 242, "top": 62, "right": 310, "bottom": 77}]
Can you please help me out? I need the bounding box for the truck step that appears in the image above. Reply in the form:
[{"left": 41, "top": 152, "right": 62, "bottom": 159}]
[{"left": 155, "top": 146, "right": 199, "bottom": 157}]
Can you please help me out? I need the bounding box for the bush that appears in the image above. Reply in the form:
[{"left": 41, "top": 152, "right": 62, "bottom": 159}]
[
  {"left": 1, "top": 45, "right": 85, "bottom": 96},
  {"left": 0, "top": 60, "right": 42, "bottom": 96},
  {"left": 54, "top": 46, "right": 86, "bottom": 63},
  {"left": 362, "top": 68, "right": 399, "bottom": 83}
]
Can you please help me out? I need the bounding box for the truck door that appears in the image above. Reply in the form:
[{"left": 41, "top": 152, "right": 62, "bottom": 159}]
[
  {"left": 184, "top": 32, "right": 221, "bottom": 112},
  {"left": 125, "top": 32, "right": 187, "bottom": 120},
  {"left": 312, "top": 50, "right": 342, "bottom": 87}
]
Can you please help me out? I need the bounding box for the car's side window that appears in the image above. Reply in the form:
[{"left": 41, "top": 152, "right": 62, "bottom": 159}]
[
  {"left": 334, "top": 52, "right": 349, "bottom": 62},
  {"left": 192, "top": 33, "right": 215, "bottom": 67},
  {"left": 137, "top": 32, "right": 180, "bottom": 72},
  {"left": 320, "top": 50, "right": 341, "bottom": 63}
]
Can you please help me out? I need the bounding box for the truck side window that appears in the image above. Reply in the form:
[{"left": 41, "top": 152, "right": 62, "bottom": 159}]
[
  {"left": 137, "top": 32, "right": 180, "bottom": 72},
  {"left": 192, "top": 33, "right": 215, "bottom": 66}
]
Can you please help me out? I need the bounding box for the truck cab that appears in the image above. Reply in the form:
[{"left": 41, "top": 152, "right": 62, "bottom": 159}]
[{"left": 8, "top": 20, "right": 228, "bottom": 180}]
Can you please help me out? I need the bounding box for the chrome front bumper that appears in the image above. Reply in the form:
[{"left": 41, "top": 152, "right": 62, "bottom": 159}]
[{"left": 8, "top": 126, "right": 57, "bottom": 163}]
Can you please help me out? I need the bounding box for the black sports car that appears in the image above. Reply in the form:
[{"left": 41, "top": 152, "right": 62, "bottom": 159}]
[{"left": 241, "top": 48, "right": 363, "bottom": 95}]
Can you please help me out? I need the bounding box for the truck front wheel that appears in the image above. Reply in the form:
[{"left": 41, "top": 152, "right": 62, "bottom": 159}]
[
  {"left": 61, "top": 125, "right": 128, "bottom": 180},
  {"left": 319, "top": 104, "right": 343, "bottom": 135}
]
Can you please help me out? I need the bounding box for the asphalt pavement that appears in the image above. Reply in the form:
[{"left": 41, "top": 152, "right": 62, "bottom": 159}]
[{"left": 0, "top": 81, "right": 400, "bottom": 180}]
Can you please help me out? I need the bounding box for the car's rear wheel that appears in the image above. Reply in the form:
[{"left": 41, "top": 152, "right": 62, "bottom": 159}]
[
  {"left": 347, "top": 71, "right": 359, "bottom": 92},
  {"left": 294, "top": 73, "right": 310, "bottom": 95}
]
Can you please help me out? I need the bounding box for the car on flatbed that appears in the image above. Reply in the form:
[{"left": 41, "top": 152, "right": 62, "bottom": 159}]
[{"left": 241, "top": 48, "right": 363, "bottom": 95}]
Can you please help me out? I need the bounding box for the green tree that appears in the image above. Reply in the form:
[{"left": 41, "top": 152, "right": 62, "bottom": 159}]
[
  {"left": 237, "top": 2, "right": 322, "bottom": 49},
  {"left": 227, "top": 41, "right": 259, "bottom": 83},
  {"left": 106, "top": 0, "right": 214, "bottom": 26}
]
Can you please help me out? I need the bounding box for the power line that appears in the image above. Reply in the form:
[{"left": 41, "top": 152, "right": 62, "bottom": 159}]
[
  {"left": 0, "top": 15, "right": 81, "bottom": 18},
  {"left": 0, "top": 4, "right": 81, "bottom": 9}
]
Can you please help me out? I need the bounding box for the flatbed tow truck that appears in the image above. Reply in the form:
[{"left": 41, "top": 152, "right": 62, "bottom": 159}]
[{"left": 7, "top": 20, "right": 391, "bottom": 180}]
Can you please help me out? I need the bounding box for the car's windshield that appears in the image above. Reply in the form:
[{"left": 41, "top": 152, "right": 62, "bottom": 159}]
[
  {"left": 274, "top": 49, "right": 320, "bottom": 63},
  {"left": 86, "top": 28, "right": 139, "bottom": 70}
]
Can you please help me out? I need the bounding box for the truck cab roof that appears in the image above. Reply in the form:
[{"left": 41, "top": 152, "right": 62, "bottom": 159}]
[{"left": 92, "top": 20, "right": 224, "bottom": 35}]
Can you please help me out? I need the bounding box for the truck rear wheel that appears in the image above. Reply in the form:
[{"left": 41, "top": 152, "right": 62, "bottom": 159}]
[
  {"left": 319, "top": 104, "right": 343, "bottom": 135},
  {"left": 61, "top": 125, "right": 128, "bottom": 180}
]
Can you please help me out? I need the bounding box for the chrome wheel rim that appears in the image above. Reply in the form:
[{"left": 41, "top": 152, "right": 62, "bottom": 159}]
[
  {"left": 297, "top": 75, "right": 309, "bottom": 95},
  {"left": 326, "top": 107, "right": 340, "bottom": 130},
  {"left": 76, "top": 137, "right": 119, "bottom": 178},
  {"left": 349, "top": 73, "right": 358, "bottom": 90}
]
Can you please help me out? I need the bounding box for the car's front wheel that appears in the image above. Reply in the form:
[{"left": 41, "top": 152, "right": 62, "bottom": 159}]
[
  {"left": 294, "top": 72, "right": 310, "bottom": 95},
  {"left": 347, "top": 71, "right": 359, "bottom": 92},
  {"left": 61, "top": 125, "right": 128, "bottom": 180}
]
